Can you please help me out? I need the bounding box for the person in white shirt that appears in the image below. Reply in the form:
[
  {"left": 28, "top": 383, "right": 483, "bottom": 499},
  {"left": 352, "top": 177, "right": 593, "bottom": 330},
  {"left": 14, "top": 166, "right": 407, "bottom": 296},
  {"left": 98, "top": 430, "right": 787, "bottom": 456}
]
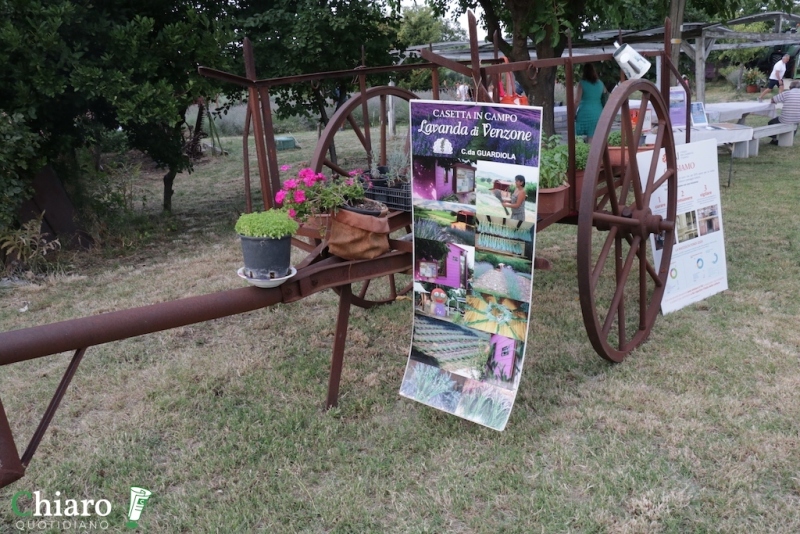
[
  {"left": 759, "top": 54, "right": 790, "bottom": 101},
  {"left": 456, "top": 82, "right": 468, "bottom": 102}
]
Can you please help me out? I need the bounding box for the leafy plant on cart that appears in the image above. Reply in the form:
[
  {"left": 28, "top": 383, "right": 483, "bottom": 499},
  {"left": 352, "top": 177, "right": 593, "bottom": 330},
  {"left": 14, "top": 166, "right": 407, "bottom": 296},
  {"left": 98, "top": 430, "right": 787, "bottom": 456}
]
[
  {"left": 234, "top": 209, "right": 299, "bottom": 239},
  {"left": 574, "top": 138, "right": 590, "bottom": 170},
  {"left": 538, "top": 135, "right": 568, "bottom": 189},
  {"left": 607, "top": 130, "right": 623, "bottom": 147},
  {"left": 385, "top": 148, "right": 410, "bottom": 186},
  {"left": 538, "top": 134, "right": 590, "bottom": 189}
]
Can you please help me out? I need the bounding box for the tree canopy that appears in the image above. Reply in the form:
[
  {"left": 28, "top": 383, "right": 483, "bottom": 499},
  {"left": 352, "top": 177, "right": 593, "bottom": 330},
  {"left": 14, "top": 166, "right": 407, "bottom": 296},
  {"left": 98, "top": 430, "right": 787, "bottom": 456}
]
[
  {"left": 237, "top": 0, "right": 404, "bottom": 126},
  {"left": 398, "top": 5, "right": 466, "bottom": 46},
  {"left": 0, "top": 0, "right": 234, "bottom": 224}
]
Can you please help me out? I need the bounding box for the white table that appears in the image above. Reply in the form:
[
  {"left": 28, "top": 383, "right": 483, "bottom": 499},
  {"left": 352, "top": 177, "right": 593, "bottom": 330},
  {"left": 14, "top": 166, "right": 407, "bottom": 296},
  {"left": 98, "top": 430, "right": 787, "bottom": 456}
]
[
  {"left": 556, "top": 101, "right": 776, "bottom": 131},
  {"left": 646, "top": 123, "right": 755, "bottom": 186},
  {"left": 703, "top": 101, "right": 776, "bottom": 124},
  {"left": 646, "top": 123, "right": 754, "bottom": 155}
]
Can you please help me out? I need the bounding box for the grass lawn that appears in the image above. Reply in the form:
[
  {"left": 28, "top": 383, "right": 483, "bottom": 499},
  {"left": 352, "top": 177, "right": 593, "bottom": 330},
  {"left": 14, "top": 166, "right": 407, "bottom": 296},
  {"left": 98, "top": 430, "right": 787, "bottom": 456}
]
[{"left": 2, "top": 81, "right": 800, "bottom": 532}]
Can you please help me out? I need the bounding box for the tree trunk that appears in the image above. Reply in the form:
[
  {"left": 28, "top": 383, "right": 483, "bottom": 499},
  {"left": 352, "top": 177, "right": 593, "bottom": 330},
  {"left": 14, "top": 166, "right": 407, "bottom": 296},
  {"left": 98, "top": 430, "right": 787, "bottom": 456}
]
[
  {"left": 668, "top": 0, "right": 687, "bottom": 85},
  {"left": 533, "top": 36, "right": 561, "bottom": 137},
  {"left": 186, "top": 100, "right": 206, "bottom": 160},
  {"left": 312, "top": 86, "right": 337, "bottom": 166},
  {"left": 163, "top": 167, "right": 177, "bottom": 212}
]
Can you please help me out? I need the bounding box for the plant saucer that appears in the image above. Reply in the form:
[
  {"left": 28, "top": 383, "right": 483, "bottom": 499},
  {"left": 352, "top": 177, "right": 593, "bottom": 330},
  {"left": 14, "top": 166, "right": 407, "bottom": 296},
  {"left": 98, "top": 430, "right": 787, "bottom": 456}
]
[{"left": 237, "top": 266, "right": 297, "bottom": 288}]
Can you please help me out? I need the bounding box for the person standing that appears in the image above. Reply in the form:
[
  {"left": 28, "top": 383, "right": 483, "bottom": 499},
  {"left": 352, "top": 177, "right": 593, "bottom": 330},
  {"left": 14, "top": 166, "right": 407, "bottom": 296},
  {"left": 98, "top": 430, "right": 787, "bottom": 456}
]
[
  {"left": 495, "top": 175, "right": 527, "bottom": 221},
  {"left": 759, "top": 54, "right": 790, "bottom": 101},
  {"left": 575, "top": 63, "right": 607, "bottom": 142},
  {"left": 456, "top": 82, "right": 468, "bottom": 102},
  {"left": 767, "top": 80, "right": 800, "bottom": 144}
]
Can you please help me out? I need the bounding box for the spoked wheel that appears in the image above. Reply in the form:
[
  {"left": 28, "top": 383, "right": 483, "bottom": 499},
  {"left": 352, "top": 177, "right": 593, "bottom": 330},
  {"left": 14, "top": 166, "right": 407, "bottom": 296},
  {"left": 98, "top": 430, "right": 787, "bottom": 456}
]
[
  {"left": 577, "top": 79, "right": 678, "bottom": 362},
  {"left": 311, "top": 86, "right": 418, "bottom": 178},
  {"left": 310, "top": 86, "right": 417, "bottom": 308},
  {"left": 332, "top": 215, "right": 414, "bottom": 309},
  {"left": 343, "top": 263, "right": 413, "bottom": 309}
]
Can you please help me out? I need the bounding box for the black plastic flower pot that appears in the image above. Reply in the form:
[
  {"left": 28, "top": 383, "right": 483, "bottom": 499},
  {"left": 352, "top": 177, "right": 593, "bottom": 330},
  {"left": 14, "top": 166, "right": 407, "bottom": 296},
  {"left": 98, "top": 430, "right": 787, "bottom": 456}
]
[{"left": 239, "top": 234, "right": 292, "bottom": 279}]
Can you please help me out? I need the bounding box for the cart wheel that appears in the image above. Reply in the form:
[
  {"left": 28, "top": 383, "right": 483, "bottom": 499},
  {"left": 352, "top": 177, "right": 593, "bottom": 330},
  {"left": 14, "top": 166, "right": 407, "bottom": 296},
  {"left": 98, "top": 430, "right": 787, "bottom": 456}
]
[
  {"left": 577, "top": 79, "right": 678, "bottom": 362},
  {"left": 311, "top": 86, "right": 418, "bottom": 179},
  {"left": 341, "top": 268, "right": 413, "bottom": 309},
  {"left": 311, "top": 86, "right": 416, "bottom": 308}
]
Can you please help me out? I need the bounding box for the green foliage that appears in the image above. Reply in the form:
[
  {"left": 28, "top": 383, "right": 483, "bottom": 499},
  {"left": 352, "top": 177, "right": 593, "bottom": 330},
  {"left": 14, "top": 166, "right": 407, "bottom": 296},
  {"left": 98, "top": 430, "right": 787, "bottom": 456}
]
[
  {"left": 394, "top": 5, "right": 465, "bottom": 91},
  {"left": 524, "top": 182, "right": 538, "bottom": 201},
  {"left": 456, "top": 387, "right": 511, "bottom": 430},
  {"left": 0, "top": 0, "right": 235, "bottom": 218},
  {"left": 743, "top": 68, "right": 763, "bottom": 86},
  {"left": 714, "top": 22, "right": 771, "bottom": 67},
  {"left": 398, "top": 5, "right": 465, "bottom": 46},
  {"left": 240, "top": 0, "right": 403, "bottom": 127},
  {"left": 0, "top": 114, "right": 42, "bottom": 231},
  {"left": 0, "top": 212, "right": 60, "bottom": 275},
  {"left": 607, "top": 130, "right": 622, "bottom": 147},
  {"left": 415, "top": 235, "right": 449, "bottom": 262},
  {"left": 538, "top": 135, "right": 590, "bottom": 188},
  {"left": 67, "top": 152, "right": 147, "bottom": 246},
  {"left": 574, "top": 138, "right": 590, "bottom": 170},
  {"left": 401, "top": 363, "right": 459, "bottom": 407},
  {"left": 719, "top": 64, "right": 740, "bottom": 86},
  {"left": 235, "top": 209, "right": 299, "bottom": 238},
  {"left": 385, "top": 148, "right": 410, "bottom": 184}
]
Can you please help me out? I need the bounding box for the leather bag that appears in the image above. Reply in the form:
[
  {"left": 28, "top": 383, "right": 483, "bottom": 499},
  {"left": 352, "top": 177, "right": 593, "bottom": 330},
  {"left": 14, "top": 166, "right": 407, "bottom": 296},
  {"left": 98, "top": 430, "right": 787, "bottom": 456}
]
[{"left": 326, "top": 207, "right": 390, "bottom": 260}]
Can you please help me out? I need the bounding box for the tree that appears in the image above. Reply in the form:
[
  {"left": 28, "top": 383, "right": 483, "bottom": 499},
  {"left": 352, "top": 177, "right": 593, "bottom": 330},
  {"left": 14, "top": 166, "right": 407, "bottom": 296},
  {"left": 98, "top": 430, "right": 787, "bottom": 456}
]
[
  {"left": 398, "top": 5, "right": 466, "bottom": 46},
  {"left": 237, "top": 0, "right": 403, "bottom": 129},
  {"left": 0, "top": 0, "right": 234, "bottom": 221},
  {"left": 397, "top": 5, "right": 467, "bottom": 90},
  {"left": 426, "top": 0, "right": 586, "bottom": 135},
  {"left": 426, "top": 0, "right": 751, "bottom": 133}
]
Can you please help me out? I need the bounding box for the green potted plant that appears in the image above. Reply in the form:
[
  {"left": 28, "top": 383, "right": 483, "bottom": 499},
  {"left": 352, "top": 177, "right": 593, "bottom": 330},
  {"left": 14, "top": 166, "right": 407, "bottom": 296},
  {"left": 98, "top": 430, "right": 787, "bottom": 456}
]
[
  {"left": 743, "top": 68, "right": 762, "bottom": 92},
  {"left": 606, "top": 130, "right": 654, "bottom": 168},
  {"left": 235, "top": 208, "right": 299, "bottom": 281},
  {"left": 363, "top": 149, "right": 413, "bottom": 211},
  {"left": 537, "top": 135, "right": 590, "bottom": 215},
  {"left": 573, "top": 138, "right": 590, "bottom": 196},
  {"left": 538, "top": 135, "right": 570, "bottom": 216},
  {"left": 607, "top": 130, "right": 623, "bottom": 147}
]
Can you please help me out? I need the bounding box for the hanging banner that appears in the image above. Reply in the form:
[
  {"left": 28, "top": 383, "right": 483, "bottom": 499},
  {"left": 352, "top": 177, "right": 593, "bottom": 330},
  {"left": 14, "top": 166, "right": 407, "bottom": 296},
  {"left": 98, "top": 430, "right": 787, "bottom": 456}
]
[
  {"left": 399, "top": 100, "right": 543, "bottom": 431},
  {"left": 636, "top": 138, "right": 728, "bottom": 314}
]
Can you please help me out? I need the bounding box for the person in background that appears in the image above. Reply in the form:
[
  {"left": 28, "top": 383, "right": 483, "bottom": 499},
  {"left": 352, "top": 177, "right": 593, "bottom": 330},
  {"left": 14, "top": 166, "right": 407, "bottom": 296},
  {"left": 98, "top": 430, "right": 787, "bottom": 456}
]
[
  {"left": 767, "top": 80, "right": 800, "bottom": 145},
  {"left": 575, "top": 63, "right": 607, "bottom": 142},
  {"left": 456, "top": 82, "right": 468, "bottom": 102},
  {"left": 759, "top": 54, "right": 790, "bottom": 101}
]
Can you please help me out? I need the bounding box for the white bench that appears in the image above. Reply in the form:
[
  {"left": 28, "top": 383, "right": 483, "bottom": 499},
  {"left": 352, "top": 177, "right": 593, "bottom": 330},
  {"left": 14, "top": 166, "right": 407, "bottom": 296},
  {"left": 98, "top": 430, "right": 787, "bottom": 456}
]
[{"left": 747, "top": 123, "right": 797, "bottom": 157}]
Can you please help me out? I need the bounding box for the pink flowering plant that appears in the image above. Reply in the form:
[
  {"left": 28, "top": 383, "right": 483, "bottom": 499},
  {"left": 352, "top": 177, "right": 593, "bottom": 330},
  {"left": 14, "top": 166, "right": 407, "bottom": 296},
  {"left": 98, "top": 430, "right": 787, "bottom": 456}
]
[{"left": 275, "top": 166, "right": 366, "bottom": 222}]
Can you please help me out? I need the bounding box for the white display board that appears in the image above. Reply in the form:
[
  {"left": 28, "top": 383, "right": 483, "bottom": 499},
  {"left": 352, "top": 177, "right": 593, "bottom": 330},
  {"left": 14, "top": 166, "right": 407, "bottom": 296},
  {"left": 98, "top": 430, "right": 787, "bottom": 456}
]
[{"left": 637, "top": 139, "right": 729, "bottom": 314}]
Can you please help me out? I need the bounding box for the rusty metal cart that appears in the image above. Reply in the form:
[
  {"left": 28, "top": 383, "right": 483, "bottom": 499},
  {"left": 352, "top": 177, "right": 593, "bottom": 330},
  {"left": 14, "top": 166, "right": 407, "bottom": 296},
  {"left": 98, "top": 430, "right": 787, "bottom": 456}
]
[{"left": 0, "top": 16, "right": 687, "bottom": 489}]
